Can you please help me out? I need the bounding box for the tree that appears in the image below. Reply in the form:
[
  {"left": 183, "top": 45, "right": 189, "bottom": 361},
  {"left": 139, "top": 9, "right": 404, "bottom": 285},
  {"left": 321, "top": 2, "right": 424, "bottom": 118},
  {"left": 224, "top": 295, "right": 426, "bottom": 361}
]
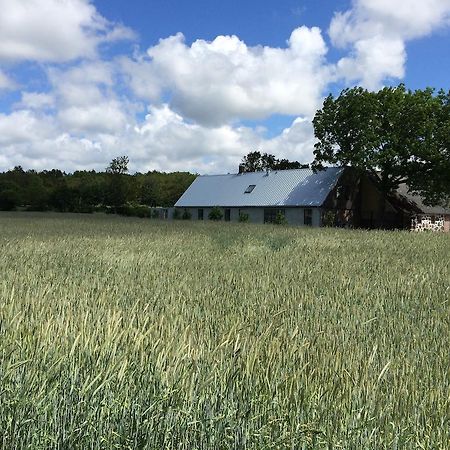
[
  {"left": 0, "top": 183, "right": 20, "bottom": 210},
  {"left": 106, "top": 156, "right": 130, "bottom": 209},
  {"left": 106, "top": 156, "right": 129, "bottom": 175},
  {"left": 312, "top": 85, "right": 450, "bottom": 207},
  {"left": 240, "top": 151, "right": 307, "bottom": 173}
]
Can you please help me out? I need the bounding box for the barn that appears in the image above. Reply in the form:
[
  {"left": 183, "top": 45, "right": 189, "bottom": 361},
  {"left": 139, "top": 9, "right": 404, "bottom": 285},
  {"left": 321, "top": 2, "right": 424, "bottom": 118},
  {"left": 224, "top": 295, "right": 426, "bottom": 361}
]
[
  {"left": 175, "top": 167, "right": 393, "bottom": 228},
  {"left": 174, "top": 166, "right": 449, "bottom": 231}
]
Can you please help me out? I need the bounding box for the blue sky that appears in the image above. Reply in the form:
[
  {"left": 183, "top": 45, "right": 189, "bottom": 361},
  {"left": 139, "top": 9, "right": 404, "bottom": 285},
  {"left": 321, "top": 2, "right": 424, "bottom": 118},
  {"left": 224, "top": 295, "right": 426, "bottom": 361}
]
[{"left": 0, "top": 0, "right": 449, "bottom": 174}]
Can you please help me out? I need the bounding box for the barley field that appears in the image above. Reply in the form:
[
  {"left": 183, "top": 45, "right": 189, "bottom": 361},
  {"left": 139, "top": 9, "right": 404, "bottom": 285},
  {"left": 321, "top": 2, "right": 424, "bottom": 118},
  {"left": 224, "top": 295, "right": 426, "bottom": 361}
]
[{"left": 0, "top": 212, "right": 449, "bottom": 449}]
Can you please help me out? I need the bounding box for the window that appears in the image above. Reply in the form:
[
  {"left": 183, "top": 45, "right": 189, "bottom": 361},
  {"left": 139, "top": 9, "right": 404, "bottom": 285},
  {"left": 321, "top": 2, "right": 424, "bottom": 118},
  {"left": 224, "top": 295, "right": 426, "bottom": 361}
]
[
  {"left": 244, "top": 184, "right": 256, "bottom": 193},
  {"left": 304, "top": 208, "right": 312, "bottom": 226},
  {"left": 224, "top": 209, "right": 231, "bottom": 222},
  {"left": 264, "top": 208, "right": 285, "bottom": 224},
  {"left": 198, "top": 208, "right": 204, "bottom": 220}
]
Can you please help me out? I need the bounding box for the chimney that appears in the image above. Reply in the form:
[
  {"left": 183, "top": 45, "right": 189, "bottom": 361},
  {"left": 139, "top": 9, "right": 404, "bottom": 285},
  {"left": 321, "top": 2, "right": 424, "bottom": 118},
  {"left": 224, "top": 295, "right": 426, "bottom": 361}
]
[{"left": 238, "top": 164, "right": 245, "bottom": 174}]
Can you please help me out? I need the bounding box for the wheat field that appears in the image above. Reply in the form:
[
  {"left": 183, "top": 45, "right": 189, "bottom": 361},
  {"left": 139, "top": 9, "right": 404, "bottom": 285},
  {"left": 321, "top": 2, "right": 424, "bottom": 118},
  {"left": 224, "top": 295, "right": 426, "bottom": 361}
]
[{"left": 0, "top": 212, "right": 449, "bottom": 449}]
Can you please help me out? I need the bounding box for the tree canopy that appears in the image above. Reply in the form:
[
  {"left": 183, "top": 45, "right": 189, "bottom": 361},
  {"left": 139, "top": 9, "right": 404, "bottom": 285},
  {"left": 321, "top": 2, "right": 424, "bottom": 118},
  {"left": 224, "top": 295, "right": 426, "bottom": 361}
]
[
  {"left": 0, "top": 157, "right": 196, "bottom": 212},
  {"left": 312, "top": 85, "right": 450, "bottom": 206},
  {"left": 240, "top": 151, "right": 308, "bottom": 173}
]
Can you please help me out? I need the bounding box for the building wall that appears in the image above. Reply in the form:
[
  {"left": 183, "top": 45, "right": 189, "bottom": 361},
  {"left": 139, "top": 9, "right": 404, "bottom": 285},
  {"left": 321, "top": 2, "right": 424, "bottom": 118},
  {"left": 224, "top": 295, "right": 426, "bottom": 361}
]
[
  {"left": 411, "top": 214, "right": 450, "bottom": 232},
  {"left": 178, "top": 207, "right": 321, "bottom": 227}
]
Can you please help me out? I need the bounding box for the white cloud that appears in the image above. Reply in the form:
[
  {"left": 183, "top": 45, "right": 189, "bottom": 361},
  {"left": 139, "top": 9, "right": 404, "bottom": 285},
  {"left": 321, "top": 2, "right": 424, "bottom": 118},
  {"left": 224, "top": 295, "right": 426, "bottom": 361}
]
[
  {"left": 58, "top": 102, "right": 128, "bottom": 135},
  {"left": 16, "top": 92, "right": 55, "bottom": 110},
  {"left": 0, "top": 110, "right": 56, "bottom": 147},
  {"left": 0, "top": 103, "right": 315, "bottom": 174},
  {"left": 121, "top": 27, "right": 333, "bottom": 126},
  {"left": 0, "top": 70, "right": 16, "bottom": 90},
  {"left": 330, "top": 0, "right": 450, "bottom": 88},
  {"left": 0, "top": 0, "right": 135, "bottom": 63}
]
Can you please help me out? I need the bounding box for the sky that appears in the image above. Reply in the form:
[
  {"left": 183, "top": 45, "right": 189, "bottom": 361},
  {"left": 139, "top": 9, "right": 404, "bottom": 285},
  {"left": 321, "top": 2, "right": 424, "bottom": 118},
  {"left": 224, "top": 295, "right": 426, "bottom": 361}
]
[{"left": 0, "top": 0, "right": 449, "bottom": 174}]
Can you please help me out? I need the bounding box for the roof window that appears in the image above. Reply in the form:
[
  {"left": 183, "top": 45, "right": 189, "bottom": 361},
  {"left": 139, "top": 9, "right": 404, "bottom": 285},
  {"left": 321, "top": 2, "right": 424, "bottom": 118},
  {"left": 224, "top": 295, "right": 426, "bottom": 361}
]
[{"left": 244, "top": 184, "right": 256, "bottom": 193}]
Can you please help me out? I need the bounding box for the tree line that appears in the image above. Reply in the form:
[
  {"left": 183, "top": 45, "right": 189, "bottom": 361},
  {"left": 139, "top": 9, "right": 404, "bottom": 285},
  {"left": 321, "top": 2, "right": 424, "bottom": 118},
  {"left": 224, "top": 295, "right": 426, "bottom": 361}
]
[{"left": 0, "top": 158, "right": 196, "bottom": 212}]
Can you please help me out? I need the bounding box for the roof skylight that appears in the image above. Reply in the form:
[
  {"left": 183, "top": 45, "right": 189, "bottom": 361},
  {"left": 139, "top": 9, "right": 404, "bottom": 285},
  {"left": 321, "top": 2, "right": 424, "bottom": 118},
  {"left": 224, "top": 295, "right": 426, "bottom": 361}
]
[{"left": 244, "top": 184, "right": 256, "bottom": 193}]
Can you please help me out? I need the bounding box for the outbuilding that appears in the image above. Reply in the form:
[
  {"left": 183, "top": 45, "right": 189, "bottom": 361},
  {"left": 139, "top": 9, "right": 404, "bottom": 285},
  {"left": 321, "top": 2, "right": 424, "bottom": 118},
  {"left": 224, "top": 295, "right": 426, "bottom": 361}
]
[
  {"left": 175, "top": 167, "right": 389, "bottom": 227},
  {"left": 174, "top": 166, "right": 449, "bottom": 231}
]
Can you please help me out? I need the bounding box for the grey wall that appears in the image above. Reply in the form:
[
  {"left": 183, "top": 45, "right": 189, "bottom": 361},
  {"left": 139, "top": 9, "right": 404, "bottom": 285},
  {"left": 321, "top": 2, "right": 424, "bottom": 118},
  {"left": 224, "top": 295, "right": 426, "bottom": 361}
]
[{"left": 177, "top": 207, "right": 322, "bottom": 227}]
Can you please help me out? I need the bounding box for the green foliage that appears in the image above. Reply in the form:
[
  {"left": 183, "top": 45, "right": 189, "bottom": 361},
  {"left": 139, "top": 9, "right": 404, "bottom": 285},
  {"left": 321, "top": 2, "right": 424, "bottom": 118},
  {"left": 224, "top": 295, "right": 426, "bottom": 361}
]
[
  {"left": 0, "top": 214, "right": 449, "bottom": 448},
  {"left": 116, "top": 204, "right": 151, "bottom": 218},
  {"left": 0, "top": 163, "right": 196, "bottom": 214},
  {"left": 321, "top": 210, "right": 337, "bottom": 227},
  {"left": 208, "top": 206, "right": 223, "bottom": 221},
  {"left": 137, "top": 171, "right": 197, "bottom": 207},
  {"left": 173, "top": 208, "right": 181, "bottom": 220},
  {"left": 152, "top": 209, "right": 160, "bottom": 219},
  {"left": 238, "top": 212, "right": 249, "bottom": 223},
  {"left": 240, "top": 151, "right": 308, "bottom": 172},
  {"left": 274, "top": 211, "right": 288, "bottom": 225},
  {"left": 106, "top": 156, "right": 129, "bottom": 175},
  {"left": 0, "top": 189, "right": 19, "bottom": 210},
  {"left": 312, "top": 85, "right": 450, "bottom": 206}
]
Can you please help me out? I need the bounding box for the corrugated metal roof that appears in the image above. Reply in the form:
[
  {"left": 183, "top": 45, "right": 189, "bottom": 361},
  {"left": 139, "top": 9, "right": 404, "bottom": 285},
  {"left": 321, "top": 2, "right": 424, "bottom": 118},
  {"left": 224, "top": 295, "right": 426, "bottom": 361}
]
[{"left": 175, "top": 167, "right": 344, "bottom": 207}]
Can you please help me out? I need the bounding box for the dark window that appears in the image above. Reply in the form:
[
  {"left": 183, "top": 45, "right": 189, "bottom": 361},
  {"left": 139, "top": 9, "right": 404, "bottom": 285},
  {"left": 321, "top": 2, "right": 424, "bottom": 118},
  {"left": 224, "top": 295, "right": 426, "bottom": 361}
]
[
  {"left": 244, "top": 184, "right": 256, "bottom": 193},
  {"left": 198, "top": 209, "right": 204, "bottom": 220},
  {"left": 264, "top": 208, "right": 285, "bottom": 224},
  {"left": 224, "top": 209, "right": 231, "bottom": 222},
  {"left": 304, "top": 208, "right": 312, "bottom": 226}
]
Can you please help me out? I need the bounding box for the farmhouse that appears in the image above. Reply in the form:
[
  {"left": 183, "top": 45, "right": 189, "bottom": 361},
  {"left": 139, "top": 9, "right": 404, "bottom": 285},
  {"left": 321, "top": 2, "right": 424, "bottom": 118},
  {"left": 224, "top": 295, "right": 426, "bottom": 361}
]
[{"left": 174, "top": 166, "right": 450, "bottom": 231}]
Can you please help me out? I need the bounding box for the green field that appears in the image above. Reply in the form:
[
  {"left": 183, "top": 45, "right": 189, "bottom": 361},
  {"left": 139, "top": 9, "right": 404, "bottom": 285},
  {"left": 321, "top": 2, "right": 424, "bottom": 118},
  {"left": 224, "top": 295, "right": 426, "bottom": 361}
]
[{"left": 1, "top": 213, "right": 449, "bottom": 449}]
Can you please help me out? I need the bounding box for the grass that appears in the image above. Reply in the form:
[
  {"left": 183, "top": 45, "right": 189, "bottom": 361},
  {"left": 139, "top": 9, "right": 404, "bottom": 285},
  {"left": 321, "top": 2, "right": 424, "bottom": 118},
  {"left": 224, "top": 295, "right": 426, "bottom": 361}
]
[{"left": 0, "top": 212, "right": 449, "bottom": 449}]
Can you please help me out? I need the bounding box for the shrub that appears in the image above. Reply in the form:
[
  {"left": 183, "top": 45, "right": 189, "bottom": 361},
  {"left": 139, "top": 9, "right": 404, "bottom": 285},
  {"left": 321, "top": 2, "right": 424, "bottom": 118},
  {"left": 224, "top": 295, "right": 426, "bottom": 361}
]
[
  {"left": 274, "top": 211, "right": 288, "bottom": 225},
  {"left": 239, "top": 212, "right": 249, "bottom": 223},
  {"left": 152, "top": 209, "right": 160, "bottom": 219},
  {"left": 208, "top": 206, "right": 223, "bottom": 221},
  {"left": 115, "top": 204, "right": 151, "bottom": 218},
  {"left": 173, "top": 209, "right": 181, "bottom": 220},
  {"left": 322, "top": 210, "right": 337, "bottom": 227}
]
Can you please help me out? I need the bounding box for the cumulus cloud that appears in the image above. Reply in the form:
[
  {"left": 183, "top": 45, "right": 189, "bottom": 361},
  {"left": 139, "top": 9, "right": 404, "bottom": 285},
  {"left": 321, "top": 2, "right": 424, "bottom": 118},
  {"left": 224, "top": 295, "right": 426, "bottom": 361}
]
[
  {"left": 0, "top": 102, "right": 316, "bottom": 174},
  {"left": 121, "top": 27, "right": 333, "bottom": 126},
  {"left": 0, "top": 0, "right": 135, "bottom": 63},
  {"left": 330, "top": 0, "right": 450, "bottom": 88}
]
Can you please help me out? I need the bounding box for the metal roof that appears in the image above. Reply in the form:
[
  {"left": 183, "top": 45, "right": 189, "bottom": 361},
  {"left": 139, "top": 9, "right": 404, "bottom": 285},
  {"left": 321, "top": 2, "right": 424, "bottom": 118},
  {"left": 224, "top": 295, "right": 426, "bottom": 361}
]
[{"left": 175, "top": 167, "right": 344, "bottom": 208}]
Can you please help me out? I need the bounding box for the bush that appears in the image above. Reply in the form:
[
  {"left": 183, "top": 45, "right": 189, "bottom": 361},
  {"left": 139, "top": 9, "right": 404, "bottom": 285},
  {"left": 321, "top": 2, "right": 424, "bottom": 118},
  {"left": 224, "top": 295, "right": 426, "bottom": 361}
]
[
  {"left": 322, "top": 210, "right": 337, "bottom": 227},
  {"left": 274, "top": 211, "right": 288, "bottom": 225},
  {"left": 115, "top": 204, "right": 151, "bottom": 218},
  {"left": 173, "top": 209, "right": 181, "bottom": 220},
  {"left": 239, "top": 212, "right": 249, "bottom": 223},
  {"left": 208, "top": 206, "right": 223, "bottom": 221},
  {"left": 182, "top": 209, "right": 192, "bottom": 220},
  {"left": 152, "top": 209, "right": 160, "bottom": 219}
]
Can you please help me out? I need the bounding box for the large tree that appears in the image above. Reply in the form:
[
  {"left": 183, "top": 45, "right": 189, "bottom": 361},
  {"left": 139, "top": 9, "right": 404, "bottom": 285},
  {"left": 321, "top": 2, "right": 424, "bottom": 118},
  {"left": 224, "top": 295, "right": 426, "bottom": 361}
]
[{"left": 312, "top": 85, "right": 450, "bottom": 207}]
